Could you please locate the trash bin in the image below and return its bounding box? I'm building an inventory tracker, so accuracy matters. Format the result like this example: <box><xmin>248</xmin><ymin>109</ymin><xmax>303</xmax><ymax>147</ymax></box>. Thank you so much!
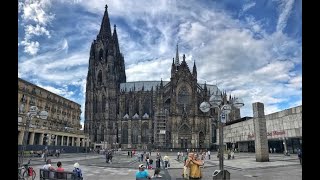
<box><xmin>212</xmin><ymin>170</ymin><xmax>230</xmax><ymax>180</ymax></box>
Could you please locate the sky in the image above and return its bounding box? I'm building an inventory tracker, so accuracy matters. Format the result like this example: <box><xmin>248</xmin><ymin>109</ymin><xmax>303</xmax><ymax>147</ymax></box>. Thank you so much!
<box><xmin>18</xmin><ymin>0</ymin><xmax>302</xmax><ymax>129</ymax></box>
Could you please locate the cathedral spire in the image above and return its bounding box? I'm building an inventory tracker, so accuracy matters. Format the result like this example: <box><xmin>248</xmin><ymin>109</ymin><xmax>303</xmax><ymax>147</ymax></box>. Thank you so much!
<box><xmin>175</xmin><ymin>44</ymin><xmax>180</xmax><ymax>66</ymax></box>
<box><xmin>193</xmin><ymin>59</ymin><xmax>197</xmax><ymax>76</ymax></box>
<box><xmin>98</xmin><ymin>4</ymin><xmax>112</xmax><ymax>40</ymax></box>
<box><xmin>113</xmin><ymin>24</ymin><xmax>120</xmax><ymax>53</ymax></box>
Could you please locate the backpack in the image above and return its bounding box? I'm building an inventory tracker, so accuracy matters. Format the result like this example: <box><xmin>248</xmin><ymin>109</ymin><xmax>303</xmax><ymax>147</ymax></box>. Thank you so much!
<box><xmin>73</xmin><ymin>168</ymin><xmax>83</xmax><ymax>179</ymax></box>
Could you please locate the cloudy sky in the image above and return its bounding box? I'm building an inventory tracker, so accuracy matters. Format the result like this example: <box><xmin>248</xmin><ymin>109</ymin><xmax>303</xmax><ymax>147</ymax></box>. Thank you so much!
<box><xmin>18</xmin><ymin>0</ymin><xmax>302</xmax><ymax>128</ymax></box>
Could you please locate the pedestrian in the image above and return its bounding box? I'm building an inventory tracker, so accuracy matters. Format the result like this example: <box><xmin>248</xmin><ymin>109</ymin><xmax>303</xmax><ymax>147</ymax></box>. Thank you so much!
<box><xmin>185</xmin><ymin>153</ymin><xmax>203</xmax><ymax>179</ymax></box>
<box><xmin>153</xmin><ymin>168</ymin><xmax>162</xmax><ymax>178</ymax></box>
<box><xmin>43</xmin><ymin>159</ymin><xmax>55</xmax><ymax>179</ymax></box>
<box><xmin>106</xmin><ymin>151</ymin><xmax>110</xmax><ymax>163</ymax></box>
<box><xmin>177</xmin><ymin>151</ymin><xmax>180</xmax><ymax>161</ymax></box>
<box><xmin>207</xmin><ymin>150</ymin><xmax>211</xmax><ymax>160</ymax></box>
<box><xmin>135</xmin><ymin>164</ymin><xmax>151</xmax><ymax>180</ymax></box>
<box><xmin>270</xmin><ymin>148</ymin><xmax>272</xmax><ymax>153</ymax></box>
<box><xmin>72</xmin><ymin>162</ymin><xmax>83</xmax><ymax>180</ymax></box>
<box><xmin>43</xmin><ymin>159</ymin><xmax>55</xmax><ymax>171</ymax></box>
<box><xmin>163</xmin><ymin>154</ymin><xmax>170</xmax><ymax>169</ymax></box>
<box><xmin>231</xmin><ymin>150</ymin><xmax>235</xmax><ymax>159</ymax></box>
<box><xmin>298</xmin><ymin>149</ymin><xmax>302</xmax><ymax>165</ymax></box>
<box><xmin>273</xmin><ymin>148</ymin><xmax>276</xmax><ymax>153</ymax></box>
<box><xmin>56</xmin><ymin>161</ymin><xmax>64</xmax><ymax>172</ymax></box>
<box><xmin>156</xmin><ymin>152</ymin><xmax>161</xmax><ymax>169</ymax></box>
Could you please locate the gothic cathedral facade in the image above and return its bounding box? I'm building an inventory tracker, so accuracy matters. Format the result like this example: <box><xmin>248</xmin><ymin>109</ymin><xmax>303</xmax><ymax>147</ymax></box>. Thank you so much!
<box><xmin>84</xmin><ymin>4</ymin><xmax>241</xmax><ymax>149</ymax></box>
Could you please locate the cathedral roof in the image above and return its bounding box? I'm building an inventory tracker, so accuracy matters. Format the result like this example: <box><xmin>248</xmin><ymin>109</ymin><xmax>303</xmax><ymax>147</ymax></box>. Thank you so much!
<box><xmin>198</xmin><ymin>84</ymin><xmax>221</xmax><ymax>95</ymax></box>
<box><xmin>120</xmin><ymin>81</ymin><xmax>170</xmax><ymax>92</ymax></box>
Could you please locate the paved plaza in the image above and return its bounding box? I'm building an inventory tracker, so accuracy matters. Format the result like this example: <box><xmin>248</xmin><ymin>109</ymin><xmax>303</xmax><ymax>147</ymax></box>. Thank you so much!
<box><xmin>25</xmin><ymin>151</ymin><xmax>302</xmax><ymax>180</ymax></box>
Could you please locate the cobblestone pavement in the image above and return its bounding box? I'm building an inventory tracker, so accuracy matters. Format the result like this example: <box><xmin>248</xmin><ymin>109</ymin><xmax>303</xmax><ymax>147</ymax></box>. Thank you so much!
<box><xmin>24</xmin><ymin>151</ymin><xmax>302</xmax><ymax>180</ymax></box>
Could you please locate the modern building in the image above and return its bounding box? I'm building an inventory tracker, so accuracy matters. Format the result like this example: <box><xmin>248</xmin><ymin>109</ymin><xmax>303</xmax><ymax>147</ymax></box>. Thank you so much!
<box><xmin>18</xmin><ymin>77</ymin><xmax>90</xmax><ymax>151</ymax></box>
<box><xmin>220</xmin><ymin>105</ymin><xmax>302</xmax><ymax>153</ymax></box>
<box><xmin>84</xmin><ymin>4</ymin><xmax>241</xmax><ymax>149</ymax></box>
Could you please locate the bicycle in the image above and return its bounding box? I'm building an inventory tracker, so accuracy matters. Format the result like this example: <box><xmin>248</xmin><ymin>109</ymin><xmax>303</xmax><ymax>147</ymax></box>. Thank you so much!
<box><xmin>18</xmin><ymin>159</ymin><xmax>36</xmax><ymax>180</ymax></box>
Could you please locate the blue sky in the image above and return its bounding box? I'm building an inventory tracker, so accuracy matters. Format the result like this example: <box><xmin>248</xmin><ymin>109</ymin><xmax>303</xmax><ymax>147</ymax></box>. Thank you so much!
<box><xmin>18</xmin><ymin>0</ymin><xmax>302</xmax><ymax>128</ymax></box>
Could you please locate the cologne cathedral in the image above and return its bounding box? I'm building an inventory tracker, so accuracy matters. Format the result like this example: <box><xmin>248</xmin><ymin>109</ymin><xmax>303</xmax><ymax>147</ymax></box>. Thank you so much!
<box><xmin>84</xmin><ymin>4</ymin><xmax>241</xmax><ymax>149</ymax></box>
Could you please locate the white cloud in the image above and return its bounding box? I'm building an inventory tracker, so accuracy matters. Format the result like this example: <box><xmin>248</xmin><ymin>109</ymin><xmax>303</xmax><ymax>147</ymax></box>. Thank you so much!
<box><xmin>37</xmin><ymin>84</ymin><xmax>75</xmax><ymax>100</ymax></box>
<box><xmin>242</xmin><ymin>2</ymin><xmax>256</xmax><ymax>12</ymax></box>
<box><xmin>19</xmin><ymin>0</ymin><xmax>55</xmax><ymax>55</ymax></box>
<box><xmin>24</xmin><ymin>24</ymin><xmax>51</xmax><ymax>39</ymax></box>
<box><xmin>276</xmin><ymin>0</ymin><xmax>294</xmax><ymax>32</ymax></box>
<box><xmin>20</xmin><ymin>39</ymin><xmax>40</xmax><ymax>55</ymax></box>
<box><xmin>20</xmin><ymin>0</ymin><xmax>54</xmax><ymax>25</ymax></box>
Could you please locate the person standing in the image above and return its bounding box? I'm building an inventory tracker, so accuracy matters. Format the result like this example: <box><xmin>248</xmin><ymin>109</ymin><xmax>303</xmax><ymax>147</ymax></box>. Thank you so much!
<box><xmin>298</xmin><ymin>149</ymin><xmax>302</xmax><ymax>165</ymax></box>
<box><xmin>135</xmin><ymin>164</ymin><xmax>151</xmax><ymax>180</ymax></box>
<box><xmin>273</xmin><ymin>148</ymin><xmax>276</xmax><ymax>153</ymax></box>
<box><xmin>207</xmin><ymin>150</ymin><xmax>211</xmax><ymax>160</ymax></box>
<box><xmin>270</xmin><ymin>147</ymin><xmax>272</xmax><ymax>153</ymax></box>
<box><xmin>185</xmin><ymin>153</ymin><xmax>203</xmax><ymax>179</ymax></box>
<box><xmin>163</xmin><ymin>154</ymin><xmax>170</xmax><ymax>169</ymax></box>
<box><xmin>156</xmin><ymin>152</ymin><xmax>161</xmax><ymax>169</ymax></box>
<box><xmin>177</xmin><ymin>151</ymin><xmax>180</xmax><ymax>161</ymax></box>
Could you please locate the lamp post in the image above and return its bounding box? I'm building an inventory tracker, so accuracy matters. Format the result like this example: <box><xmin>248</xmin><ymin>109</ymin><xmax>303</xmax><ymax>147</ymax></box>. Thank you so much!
<box><xmin>200</xmin><ymin>94</ymin><xmax>244</xmax><ymax>179</ymax></box>
<box><xmin>19</xmin><ymin>106</ymin><xmax>48</xmax><ymax>166</ymax></box>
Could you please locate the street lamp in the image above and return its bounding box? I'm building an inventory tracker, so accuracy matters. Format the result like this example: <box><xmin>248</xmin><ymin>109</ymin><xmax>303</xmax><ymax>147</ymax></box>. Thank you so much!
<box><xmin>19</xmin><ymin>106</ymin><xmax>48</xmax><ymax>166</ymax></box>
<box><xmin>200</xmin><ymin>93</ymin><xmax>244</xmax><ymax>179</ymax></box>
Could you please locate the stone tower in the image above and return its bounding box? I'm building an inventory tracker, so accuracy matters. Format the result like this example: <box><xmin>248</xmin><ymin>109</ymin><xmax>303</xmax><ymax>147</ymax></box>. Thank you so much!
<box><xmin>84</xmin><ymin>4</ymin><xmax>126</xmax><ymax>147</ymax></box>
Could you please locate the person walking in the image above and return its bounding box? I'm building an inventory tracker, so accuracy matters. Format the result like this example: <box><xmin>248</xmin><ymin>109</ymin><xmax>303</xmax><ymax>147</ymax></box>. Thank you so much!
<box><xmin>207</xmin><ymin>150</ymin><xmax>211</xmax><ymax>160</ymax></box>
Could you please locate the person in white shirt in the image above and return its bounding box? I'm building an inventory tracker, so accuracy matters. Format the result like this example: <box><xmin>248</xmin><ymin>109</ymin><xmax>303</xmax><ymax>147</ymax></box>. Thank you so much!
<box><xmin>43</xmin><ymin>159</ymin><xmax>55</xmax><ymax>179</ymax></box>
<box><xmin>43</xmin><ymin>159</ymin><xmax>55</xmax><ymax>170</ymax></box>
<box><xmin>207</xmin><ymin>150</ymin><xmax>211</xmax><ymax>159</ymax></box>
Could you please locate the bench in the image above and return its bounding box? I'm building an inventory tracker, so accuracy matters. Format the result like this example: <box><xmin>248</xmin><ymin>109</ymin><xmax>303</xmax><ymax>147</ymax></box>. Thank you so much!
<box><xmin>39</xmin><ymin>169</ymin><xmax>82</xmax><ymax>180</ymax></box>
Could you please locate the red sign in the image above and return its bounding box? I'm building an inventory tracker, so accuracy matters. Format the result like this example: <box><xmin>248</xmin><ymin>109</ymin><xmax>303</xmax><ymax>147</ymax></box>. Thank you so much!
<box><xmin>272</xmin><ymin>130</ymin><xmax>285</xmax><ymax>135</ymax></box>
<box><xmin>248</xmin><ymin>130</ymin><xmax>286</xmax><ymax>139</ymax></box>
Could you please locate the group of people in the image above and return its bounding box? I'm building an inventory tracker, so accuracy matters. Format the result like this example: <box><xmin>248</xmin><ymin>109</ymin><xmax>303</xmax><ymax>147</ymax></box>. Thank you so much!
<box><xmin>42</xmin><ymin>159</ymin><xmax>83</xmax><ymax>179</ymax></box>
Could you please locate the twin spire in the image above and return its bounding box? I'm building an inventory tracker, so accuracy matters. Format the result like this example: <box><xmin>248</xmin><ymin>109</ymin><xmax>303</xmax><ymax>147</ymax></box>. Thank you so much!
<box><xmin>98</xmin><ymin>4</ymin><xmax>112</xmax><ymax>39</ymax></box>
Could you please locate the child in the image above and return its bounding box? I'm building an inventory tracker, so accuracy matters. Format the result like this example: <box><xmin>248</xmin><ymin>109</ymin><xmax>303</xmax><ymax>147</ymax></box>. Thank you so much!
<box><xmin>72</xmin><ymin>162</ymin><xmax>83</xmax><ymax>180</ymax></box>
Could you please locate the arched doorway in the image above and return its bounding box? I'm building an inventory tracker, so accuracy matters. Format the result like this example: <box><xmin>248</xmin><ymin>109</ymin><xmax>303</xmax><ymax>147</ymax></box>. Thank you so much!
<box><xmin>179</xmin><ymin>124</ymin><xmax>192</xmax><ymax>149</ymax></box>
<box><xmin>199</xmin><ymin>131</ymin><xmax>205</xmax><ymax>148</ymax></box>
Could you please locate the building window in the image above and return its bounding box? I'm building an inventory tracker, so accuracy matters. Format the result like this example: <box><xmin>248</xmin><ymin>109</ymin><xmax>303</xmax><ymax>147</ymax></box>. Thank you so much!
<box><xmin>132</xmin><ymin>123</ymin><xmax>139</xmax><ymax>144</ymax></box>
<box><xmin>141</xmin><ymin>122</ymin><xmax>149</xmax><ymax>143</ymax></box>
<box><xmin>121</xmin><ymin>123</ymin><xmax>128</xmax><ymax>144</ymax></box>
<box><xmin>178</xmin><ymin>86</ymin><xmax>190</xmax><ymax>104</ymax></box>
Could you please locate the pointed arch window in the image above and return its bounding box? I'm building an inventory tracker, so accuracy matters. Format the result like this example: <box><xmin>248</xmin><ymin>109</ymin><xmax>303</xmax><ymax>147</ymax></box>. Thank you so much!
<box><xmin>102</xmin><ymin>95</ymin><xmax>106</xmax><ymax>112</ymax></box>
<box><xmin>178</xmin><ymin>86</ymin><xmax>190</xmax><ymax>104</ymax></box>
<box><xmin>132</xmin><ymin>123</ymin><xmax>139</xmax><ymax>144</ymax></box>
<box><xmin>97</xmin><ymin>70</ymin><xmax>102</xmax><ymax>86</ymax></box>
<box><xmin>141</xmin><ymin>122</ymin><xmax>149</xmax><ymax>143</ymax></box>
<box><xmin>121</xmin><ymin>123</ymin><xmax>128</xmax><ymax>144</ymax></box>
